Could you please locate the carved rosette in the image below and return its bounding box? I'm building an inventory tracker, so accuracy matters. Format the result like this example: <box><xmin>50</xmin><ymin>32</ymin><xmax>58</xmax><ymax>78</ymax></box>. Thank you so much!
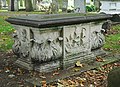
<box><xmin>12</xmin><ymin>26</ymin><xmax>30</xmax><ymax>58</ymax></box>
<box><xmin>30</xmin><ymin>28</ymin><xmax>62</xmax><ymax>63</ymax></box>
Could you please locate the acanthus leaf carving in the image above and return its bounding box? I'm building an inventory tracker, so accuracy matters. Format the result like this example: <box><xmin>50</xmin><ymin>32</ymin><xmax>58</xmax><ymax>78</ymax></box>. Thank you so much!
<box><xmin>13</xmin><ymin>27</ymin><xmax>30</xmax><ymax>59</ymax></box>
<box><xmin>91</xmin><ymin>30</ymin><xmax>105</xmax><ymax>50</ymax></box>
<box><xmin>30</xmin><ymin>29</ymin><xmax>62</xmax><ymax>63</ymax></box>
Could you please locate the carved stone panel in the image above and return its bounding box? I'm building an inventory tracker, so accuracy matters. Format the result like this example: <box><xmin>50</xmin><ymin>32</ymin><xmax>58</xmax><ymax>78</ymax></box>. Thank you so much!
<box><xmin>63</xmin><ymin>24</ymin><xmax>91</xmax><ymax>57</ymax></box>
<box><xmin>29</xmin><ymin>28</ymin><xmax>62</xmax><ymax>63</ymax></box>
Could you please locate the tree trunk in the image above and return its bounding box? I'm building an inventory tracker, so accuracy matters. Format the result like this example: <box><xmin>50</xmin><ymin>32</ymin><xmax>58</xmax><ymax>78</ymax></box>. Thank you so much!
<box><xmin>25</xmin><ymin>0</ymin><xmax>33</xmax><ymax>12</ymax></box>
<box><xmin>0</xmin><ymin>0</ymin><xmax>1</xmax><ymax>9</ymax></box>
<box><xmin>8</xmin><ymin>0</ymin><xmax>14</xmax><ymax>11</ymax></box>
<box><xmin>11</xmin><ymin>0</ymin><xmax>14</xmax><ymax>11</ymax></box>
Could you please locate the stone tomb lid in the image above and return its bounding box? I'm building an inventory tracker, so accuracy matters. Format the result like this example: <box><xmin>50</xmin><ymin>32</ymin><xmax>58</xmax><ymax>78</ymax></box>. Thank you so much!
<box><xmin>6</xmin><ymin>13</ymin><xmax>112</xmax><ymax>28</ymax></box>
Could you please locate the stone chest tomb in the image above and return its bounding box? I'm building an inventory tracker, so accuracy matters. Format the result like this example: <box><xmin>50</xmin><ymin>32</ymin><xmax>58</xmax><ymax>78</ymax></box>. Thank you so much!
<box><xmin>6</xmin><ymin>13</ymin><xmax>112</xmax><ymax>72</ymax></box>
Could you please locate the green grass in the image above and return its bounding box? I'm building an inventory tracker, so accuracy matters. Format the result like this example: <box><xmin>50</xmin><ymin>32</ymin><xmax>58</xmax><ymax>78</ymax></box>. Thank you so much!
<box><xmin>0</xmin><ymin>15</ymin><xmax>14</xmax><ymax>32</ymax></box>
<box><xmin>103</xmin><ymin>25</ymin><xmax>120</xmax><ymax>53</ymax></box>
<box><xmin>0</xmin><ymin>15</ymin><xmax>14</xmax><ymax>51</ymax></box>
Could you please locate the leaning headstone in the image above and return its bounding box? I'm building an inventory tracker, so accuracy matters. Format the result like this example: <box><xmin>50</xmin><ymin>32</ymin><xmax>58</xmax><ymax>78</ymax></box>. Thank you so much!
<box><xmin>107</xmin><ymin>67</ymin><xmax>120</xmax><ymax>87</ymax></box>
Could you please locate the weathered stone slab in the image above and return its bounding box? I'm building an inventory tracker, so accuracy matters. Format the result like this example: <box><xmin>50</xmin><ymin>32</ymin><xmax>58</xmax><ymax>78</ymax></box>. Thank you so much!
<box><xmin>6</xmin><ymin>13</ymin><xmax>112</xmax><ymax>28</ymax></box>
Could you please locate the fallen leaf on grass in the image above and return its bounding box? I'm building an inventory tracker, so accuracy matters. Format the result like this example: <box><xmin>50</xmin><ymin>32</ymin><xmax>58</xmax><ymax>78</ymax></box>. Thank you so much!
<box><xmin>17</xmin><ymin>81</ymin><xmax>23</xmax><ymax>84</ymax></box>
<box><xmin>89</xmin><ymin>84</ymin><xmax>94</xmax><ymax>87</ymax></box>
<box><xmin>19</xmin><ymin>85</ymin><xmax>24</xmax><ymax>87</ymax></box>
<box><xmin>0</xmin><ymin>70</ymin><xmax>2</xmax><ymax>73</ymax></box>
<box><xmin>49</xmin><ymin>85</ymin><xmax>56</xmax><ymax>87</ymax></box>
<box><xmin>76</xmin><ymin>77</ymin><xmax>86</xmax><ymax>86</ymax></box>
<box><xmin>5</xmin><ymin>69</ymin><xmax>10</xmax><ymax>73</ymax></box>
<box><xmin>53</xmin><ymin>72</ymin><xmax>59</xmax><ymax>76</ymax></box>
<box><xmin>34</xmin><ymin>85</ymin><xmax>36</xmax><ymax>87</ymax></box>
<box><xmin>114</xmin><ymin>63</ymin><xmax>120</xmax><ymax>66</ymax></box>
<box><xmin>86</xmin><ymin>71</ymin><xmax>94</xmax><ymax>77</ymax></box>
<box><xmin>67</xmin><ymin>80</ymin><xmax>75</xmax><ymax>85</ymax></box>
<box><xmin>41</xmin><ymin>80</ymin><xmax>47</xmax><ymax>87</ymax></box>
<box><xmin>8</xmin><ymin>74</ymin><xmax>15</xmax><ymax>78</ymax></box>
<box><xmin>75</xmin><ymin>61</ymin><xmax>83</xmax><ymax>67</ymax></box>
<box><xmin>40</xmin><ymin>75</ymin><xmax>46</xmax><ymax>79</ymax></box>
<box><xmin>57</xmin><ymin>83</ymin><xmax>64</xmax><ymax>87</ymax></box>
<box><xmin>96</xmin><ymin>56</ymin><xmax>105</xmax><ymax>62</ymax></box>
<box><xmin>17</xmin><ymin>68</ymin><xmax>23</xmax><ymax>75</ymax></box>
<box><xmin>58</xmin><ymin>79</ymin><xmax>69</xmax><ymax>86</ymax></box>
<box><xmin>75</xmin><ymin>80</ymin><xmax>79</xmax><ymax>86</ymax></box>
<box><xmin>103</xmin><ymin>48</ymin><xmax>112</xmax><ymax>51</ymax></box>
<box><xmin>73</xmin><ymin>67</ymin><xmax>81</xmax><ymax>72</ymax></box>
<box><xmin>80</xmin><ymin>83</ymin><xmax>84</xmax><ymax>87</ymax></box>
<box><xmin>14</xmin><ymin>30</ymin><xmax>16</xmax><ymax>33</ymax></box>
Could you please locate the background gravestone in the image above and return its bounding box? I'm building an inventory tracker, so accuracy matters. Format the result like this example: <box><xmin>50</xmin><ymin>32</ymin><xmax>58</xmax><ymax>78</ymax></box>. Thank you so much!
<box><xmin>107</xmin><ymin>67</ymin><xmax>120</xmax><ymax>87</ymax></box>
